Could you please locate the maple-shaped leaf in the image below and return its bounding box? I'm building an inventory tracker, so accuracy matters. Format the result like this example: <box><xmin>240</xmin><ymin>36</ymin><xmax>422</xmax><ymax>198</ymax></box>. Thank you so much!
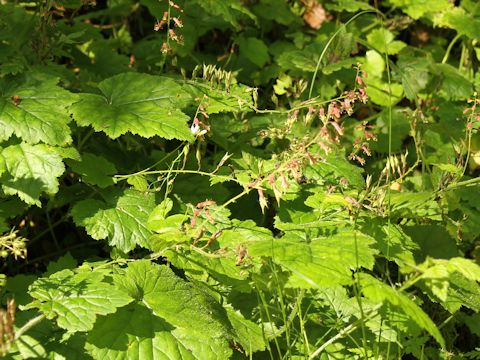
<box><xmin>85</xmin><ymin>260</ymin><xmax>234</xmax><ymax>359</ymax></box>
<box><xmin>70</xmin><ymin>72</ymin><xmax>194</xmax><ymax>141</ymax></box>
<box><xmin>0</xmin><ymin>143</ymin><xmax>65</xmax><ymax>206</ymax></box>
<box><xmin>0</xmin><ymin>74</ymin><xmax>77</xmax><ymax>145</ymax></box>
<box><xmin>25</xmin><ymin>269</ymin><xmax>133</xmax><ymax>332</ymax></box>
<box><xmin>71</xmin><ymin>189</ymin><xmax>155</xmax><ymax>252</ymax></box>
<box><xmin>246</xmin><ymin>229</ymin><xmax>377</xmax><ymax>287</ymax></box>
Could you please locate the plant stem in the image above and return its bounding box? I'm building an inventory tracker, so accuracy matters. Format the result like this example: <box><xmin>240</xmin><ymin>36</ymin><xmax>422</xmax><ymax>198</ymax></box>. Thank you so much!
<box><xmin>442</xmin><ymin>33</ymin><xmax>461</xmax><ymax>64</ymax></box>
<box><xmin>308</xmin><ymin>10</ymin><xmax>380</xmax><ymax>99</ymax></box>
<box><xmin>15</xmin><ymin>314</ymin><xmax>46</xmax><ymax>340</ymax></box>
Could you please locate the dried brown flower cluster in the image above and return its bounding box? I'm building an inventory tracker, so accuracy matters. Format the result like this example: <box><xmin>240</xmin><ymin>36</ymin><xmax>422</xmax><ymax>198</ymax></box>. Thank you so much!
<box><xmin>154</xmin><ymin>1</ymin><xmax>184</xmax><ymax>54</ymax></box>
<box><xmin>464</xmin><ymin>93</ymin><xmax>480</xmax><ymax>130</ymax></box>
<box><xmin>301</xmin><ymin>0</ymin><xmax>332</xmax><ymax>30</ymax></box>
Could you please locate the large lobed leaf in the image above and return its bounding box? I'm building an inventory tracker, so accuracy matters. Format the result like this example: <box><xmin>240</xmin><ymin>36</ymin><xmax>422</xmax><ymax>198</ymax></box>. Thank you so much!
<box><xmin>221</xmin><ymin>221</ymin><xmax>377</xmax><ymax>288</ymax></box>
<box><xmin>70</xmin><ymin>72</ymin><xmax>194</xmax><ymax>141</ymax></box>
<box><xmin>85</xmin><ymin>260</ymin><xmax>235</xmax><ymax>359</ymax></box>
<box><xmin>26</xmin><ymin>269</ymin><xmax>133</xmax><ymax>332</ymax></box>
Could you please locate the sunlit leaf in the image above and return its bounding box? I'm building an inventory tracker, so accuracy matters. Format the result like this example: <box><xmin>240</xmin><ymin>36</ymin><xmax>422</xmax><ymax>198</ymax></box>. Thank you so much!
<box><xmin>71</xmin><ymin>73</ymin><xmax>194</xmax><ymax>141</ymax></box>
<box><xmin>71</xmin><ymin>189</ymin><xmax>155</xmax><ymax>252</ymax></box>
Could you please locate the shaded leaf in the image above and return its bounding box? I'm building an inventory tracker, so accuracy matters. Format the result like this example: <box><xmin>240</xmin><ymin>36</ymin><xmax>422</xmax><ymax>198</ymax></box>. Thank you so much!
<box><xmin>67</xmin><ymin>153</ymin><xmax>117</xmax><ymax>188</ymax></box>
<box><xmin>360</xmin><ymin>273</ymin><xmax>445</xmax><ymax>347</ymax></box>
<box><xmin>237</xmin><ymin>37</ymin><xmax>270</xmax><ymax>68</ymax></box>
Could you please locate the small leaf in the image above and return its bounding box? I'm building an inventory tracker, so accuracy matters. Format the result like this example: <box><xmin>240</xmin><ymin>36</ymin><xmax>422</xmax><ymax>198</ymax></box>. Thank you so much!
<box><xmin>126</xmin><ymin>174</ymin><xmax>149</xmax><ymax>191</ymax></box>
<box><xmin>71</xmin><ymin>73</ymin><xmax>194</xmax><ymax>141</ymax></box>
<box><xmin>367</xmin><ymin>28</ymin><xmax>406</xmax><ymax>55</ymax></box>
<box><xmin>237</xmin><ymin>36</ymin><xmax>270</xmax><ymax>68</ymax></box>
<box><xmin>147</xmin><ymin>198</ymin><xmax>174</xmax><ymax>230</ymax></box>
<box><xmin>71</xmin><ymin>189</ymin><xmax>156</xmax><ymax>252</ymax></box>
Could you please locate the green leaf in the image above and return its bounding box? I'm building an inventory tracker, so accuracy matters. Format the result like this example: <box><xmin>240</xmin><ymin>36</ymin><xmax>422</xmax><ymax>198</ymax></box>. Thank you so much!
<box><xmin>420</xmin><ymin>257</ymin><xmax>480</xmax><ymax>283</ymax></box>
<box><xmin>226</xmin><ymin>307</ymin><xmax>266</xmax><ymax>354</ymax></box>
<box><xmin>367</xmin><ymin>28</ymin><xmax>406</xmax><ymax>55</ymax></box>
<box><xmin>26</xmin><ymin>269</ymin><xmax>132</xmax><ymax>332</ymax></box>
<box><xmin>45</xmin><ymin>252</ymin><xmax>78</xmax><ymax>276</ymax></box>
<box><xmin>71</xmin><ymin>73</ymin><xmax>194</xmax><ymax>141</ymax></box>
<box><xmin>165</xmin><ymin>248</ymin><xmax>250</xmax><ymax>290</ymax></box>
<box><xmin>0</xmin><ymin>75</ymin><xmax>77</xmax><ymax>145</ymax></box>
<box><xmin>237</xmin><ymin>36</ymin><xmax>270</xmax><ymax>68</ymax></box>
<box><xmin>85</xmin><ymin>260</ymin><xmax>235</xmax><ymax>359</ymax></box>
<box><xmin>389</xmin><ymin>0</ymin><xmax>452</xmax><ymax>19</ymax></box>
<box><xmin>396</xmin><ymin>53</ymin><xmax>431</xmax><ymax>100</ymax></box>
<box><xmin>327</xmin><ymin>0</ymin><xmax>374</xmax><ymax>12</ymax></box>
<box><xmin>361</xmin><ymin>220</ymin><xmax>419</xmax><ymax>265</ymax></box>
<box><xmin>305</xmin><ymin>192</ymin><xmax>349</xmax><ymax>210</ymax></box>
<box><xmin>403</xmin><ymin>225</ymin><xmax>458</xmax><ymax>261</ymax></box>
<box><xmin>372</xmin><ymin>108</ymin><xmax>410</xmax><ymax>153</ymax></box>
<box><xmin>146</xmin><ymin>198</ymin><xmax>174</xmax><ymax>230</ymax></box>
<box><xmin>246</xmin><ymin>230</ymin><xmax>377</xmax><ymax>288</ymax></box>
<box><xmin>147</xmin><ymin>212</ymin><xmax>190</xmax><ymax>252</ymax></box>
<box><xmin>306</xmin><ymin>154</ymin><xmax>365</xmax><ymax>188</ymax></box>
<box><xmin>13</xmin><ymin>335</ymin><xmax>48</xmax><ymax>359</ymax></box>
<box><xmin>253</xmin><ymin>0</ymin><xmax>297</xmax><ymax>25</ymax></box>
<box><xmin>434</xmin><ymin>7</ymin><xmax>480</xmax><ymax>39</ymax></box>
<box><xmin>364</xmin><ymin>50</ymin><xmax>385</xmax><ymax>78</ymax></box>
<box><xmin>434</xmin><ymin>64</ymin><xmax>473</xmax><ymax>100</ymax></box>
<box><xmin>71</xmin><ymin>189</ymin><xmax>156</xmax><ymax>252</ymax></box>
<box><xmin>192</xmin><ymin>0</ymin><xmax>256</xmax><ymax>29</ymax></box>
<box><xmin>67</xmin><ymin>153</ymin><xmax>117</xmax><ymax>188</ymax></box>
<box><xmin>184</xmin><ymin>82</ymin><xmax>253</xmax><ymax>114</ymax></box>
<box><xmin>0</xmin><ymin>143</ymin><xmax>65</xmax><ymax>206</ymax></box>
<box><xmin>360</xmin><ymin>273</ymin><xmax>445</xmax><ymax>347</ymax></box>
<box><xmin>390</xmin><ymin>192</ymin><xmax>441</xmax><ymax>221</ymax></box>
<box><xmin>86</xmin><ymin>303</ymin><xmax>207</xmax><ymax>359</ymax></box>
<box><xmin>365</xmin><ymin>77</ymin><xmax>403</xmax><ymax>107</ymax></box>
<box><xmin>276</xmin><ymin>44</ymin><xmax>320</xmax><ymax>72</ymax></box>
<box><xmin>126</xmin><ymin>174</ymin><xmax>149</xmax><ymax>191</ymax></box>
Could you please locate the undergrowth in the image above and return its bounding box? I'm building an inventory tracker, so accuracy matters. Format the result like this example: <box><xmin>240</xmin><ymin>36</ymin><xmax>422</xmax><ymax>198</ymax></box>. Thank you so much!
<box><xmin>1</xmin><ymin>0</ymin><xmax>480</xmax><ymax>359</ymax></box>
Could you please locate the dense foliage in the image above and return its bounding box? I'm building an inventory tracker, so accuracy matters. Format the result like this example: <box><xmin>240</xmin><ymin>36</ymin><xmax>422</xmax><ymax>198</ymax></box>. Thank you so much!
<box><xmin>1</xmin><ymin>0</ymin><xmax>480</xmax><ymax>358</ymax></box>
